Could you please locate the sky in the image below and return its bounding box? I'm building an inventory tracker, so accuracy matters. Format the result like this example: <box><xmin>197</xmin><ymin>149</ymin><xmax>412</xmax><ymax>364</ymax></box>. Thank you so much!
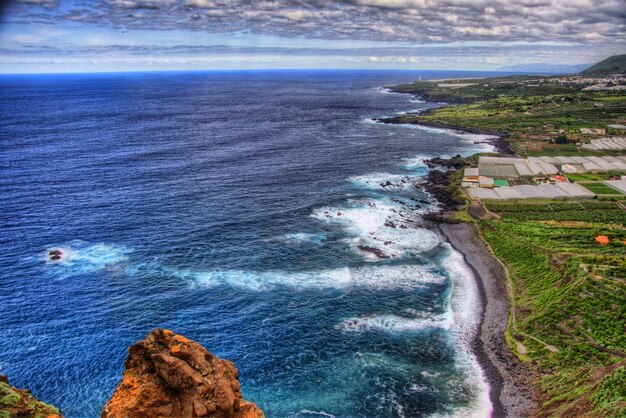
<box><xmin>0</xmin><ymin>0</ymin><xmax>624</xmax><ymax>73</ymax></box>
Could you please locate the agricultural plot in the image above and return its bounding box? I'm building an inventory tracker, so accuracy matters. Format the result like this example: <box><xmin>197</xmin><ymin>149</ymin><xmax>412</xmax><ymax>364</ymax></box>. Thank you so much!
<box><xmin>479</xmin><ymin>200</ymin><xmax>626</xmax><ymax>416</ymax></box>
<box><xmin>484</xmin><ymin>200</ymin><xmax>626</xmax><ymax>224</ymax></box>
<box><xmin>382</xmin><ymin>91</ymin><xmax>626</xmax><ymax>156</ymax></box>
<box><xmin>565</xmin><ymin>172</ymin><xmax>621</xmax><ymax>182</ymax></box>
<box><xmin>580</xmin><ymin>182</ymin><xmax>624</xmax><ymax>195</ymax></box>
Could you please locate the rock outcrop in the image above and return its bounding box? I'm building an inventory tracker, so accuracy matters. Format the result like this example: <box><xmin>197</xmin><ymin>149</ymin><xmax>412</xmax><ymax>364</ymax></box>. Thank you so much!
<box><xmin>0</xmin><ymin>374</ymin><xmax>62</xmax><ymax>418</ymax></box>
<box><xmin>102</xmin><ymin>329</ymin><xmax>264</xmax><ymax>418</ymax></box>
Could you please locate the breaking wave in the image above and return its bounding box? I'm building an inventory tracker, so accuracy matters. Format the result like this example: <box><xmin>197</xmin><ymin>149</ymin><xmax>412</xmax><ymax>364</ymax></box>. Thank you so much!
<box><xmin>336</xmin><ymin>313</ymin><xmax>450</xmax><ymax>334</ymax></box>
<box><xmin>42</xmin><ymin>241</ymin><xmax>130</xmax><ymax>273</ymax></box>
<box><xmin>187</xmin><ymin>264</ymin><xmax>446</xmax><ymax>292</ymax></box>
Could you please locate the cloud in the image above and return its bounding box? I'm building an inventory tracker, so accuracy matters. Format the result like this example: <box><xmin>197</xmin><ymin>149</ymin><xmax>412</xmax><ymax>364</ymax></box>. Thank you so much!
<box><xmin>1</xmin><ymin>0</ymin><xmax>624</xmax><ymax>72</ymax></box>
<box><xmin>4</xmin><ymin>0</ymin><xmax>625</xmax><ymax>45</ymax></box>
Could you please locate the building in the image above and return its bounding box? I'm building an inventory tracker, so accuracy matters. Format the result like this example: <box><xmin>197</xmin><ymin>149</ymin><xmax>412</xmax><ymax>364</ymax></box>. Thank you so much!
<box><xmin>461</xmin><ymin>167</ymin><xmax>480</xmax><ymax>188</ymax></box>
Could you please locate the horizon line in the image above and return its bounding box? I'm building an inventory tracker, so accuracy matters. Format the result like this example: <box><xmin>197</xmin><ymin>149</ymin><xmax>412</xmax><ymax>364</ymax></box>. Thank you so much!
<box><xmin>0</xmin><ymin>68</ymin><xmax>559</xmax><ymax>76</ymax></box>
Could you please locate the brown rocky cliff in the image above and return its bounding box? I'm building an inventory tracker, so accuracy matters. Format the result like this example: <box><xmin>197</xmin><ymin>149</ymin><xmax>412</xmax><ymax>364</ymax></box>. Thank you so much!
<box><xmin>101</xmin><ymin>329</ymin><xmax>264</xmax><ymax>418</ymax></box>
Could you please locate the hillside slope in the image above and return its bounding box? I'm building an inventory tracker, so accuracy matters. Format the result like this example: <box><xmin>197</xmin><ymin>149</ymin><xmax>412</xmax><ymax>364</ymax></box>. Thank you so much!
<box><xmin>581</xmin><ymin>54</ymin><xmax>626</xmax><ymax>76</ymax></box>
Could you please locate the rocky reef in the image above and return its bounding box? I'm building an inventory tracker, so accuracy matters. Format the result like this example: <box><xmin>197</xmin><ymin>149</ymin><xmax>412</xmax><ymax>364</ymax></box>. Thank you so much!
<box><xmin>0</xmin><ymin>374</ymin><xmax>62</xmax><ymax>418</ymax></box>
<box><xmin>102</xmin><ymin>328</ymin><xmax>264</xmax><ymax>418</ymax></box>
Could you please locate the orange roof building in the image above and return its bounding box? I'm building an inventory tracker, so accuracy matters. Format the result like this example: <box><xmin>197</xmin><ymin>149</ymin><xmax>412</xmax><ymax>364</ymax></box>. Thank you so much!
<box><xmin>595</xmin><ymin>235</ymin><xmax>610</xmax><ymax>245</ymax></box>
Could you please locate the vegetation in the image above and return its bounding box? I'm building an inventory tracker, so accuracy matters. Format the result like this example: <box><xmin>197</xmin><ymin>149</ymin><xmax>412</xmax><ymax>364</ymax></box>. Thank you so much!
<box><xmin>393</xmin><ymin>55</ymin><xmax>626</xmax><ymax>416</ymax></box>
<box><xmin>581</xmin><ymin>54</ymin><xmax>626</xmax><ymax>76</ymax></box>
<box><xmin>591</xmin><ymin>366</ymin><xmax>626</xmax><ymax>417</ymax></box>
<box><xmin>478</xmin><ymin>200</ymin><xmax>626</xmax><ymax>416</ymax></box>
<box><xmin>390</xmin><ymin>75</ymin><xmax>582</xmax><ymax>103</ymax></box>
<box><xmin>565</xmin><ymin>172</ymin><xmax>621</xmax><ymax>182</ymax></box>
<box><xmin>381</xmin><ymin>92</ymin><xmax>626</xmax><ymax>156</ymax></box>
<box><xmin>0</xmin><ymin>379</ymin><xmax>61</xmax><ymax>418</ymax></box>
<box><xmin>484</xmin><ymin>200</ymin><xmax>626</xmax><ymax>224</ymax></box>
<box><xmin>579</xmin><ymin>182</ymin><xmax>624</xmax><ymax>195</ymax></box>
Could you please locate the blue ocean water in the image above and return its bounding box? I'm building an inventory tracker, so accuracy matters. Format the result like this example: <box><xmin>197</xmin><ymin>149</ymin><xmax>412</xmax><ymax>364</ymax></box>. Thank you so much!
<box><xmin>1</xmin><ymin>70</ymin><xmax>497</xmax><ymax>417</ymax></box>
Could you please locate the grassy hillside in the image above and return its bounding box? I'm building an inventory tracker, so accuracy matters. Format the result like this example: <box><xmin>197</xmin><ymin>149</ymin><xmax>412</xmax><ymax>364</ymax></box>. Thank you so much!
<box><xmin>0</xmin><ymin>375</ymin><xmax>62</xmax><ymax>418</ymax></box>
<box><xmin>381</xmin><ymin>92</ymin><xmax>626</xmax><ymax>156</ymax></box>
<box><xmin>387</xmin><ymin>57</ymin><xmax>626</xmax><ymax>416</ymax></box>
<box><xmin>390</xmin><ymin>75</ymin><xmax>580</xmax><ymax>104</ymax></box>
<box><xmin>581</xmin><ymin>54</ymin><xmax>626</xmax><ymax>76</ymax></box>
<box><xmin>478</xmin><ymin>201</ymin><xmax>626</xmax><ymax>417</ymax></box>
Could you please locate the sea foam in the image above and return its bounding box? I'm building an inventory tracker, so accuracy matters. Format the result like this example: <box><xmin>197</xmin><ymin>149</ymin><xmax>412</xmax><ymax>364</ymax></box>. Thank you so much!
<box><xmin>275</xmin><ymin>233</ymin><xmax>327</xmax><ymax>245</ymax></box>
<box><xmin>336</xmin><ymin>313</ymin><xmax>449</xmax><ymax>334</ymax></box>
<box><xmin>188</xmin><ymin>264</ymin><xmax>445</xmax><ymax>292</ymax></box>
<box><xmin>311</xmin><ymin>198</ymin><xmax>438</xmax><ymax>261</ymax></box>
<box><xmin>435</xmin><ymin>244</ymin><xmax>493</xmax><ymax>418</ymax></box>
<box><xmin>43</xmin><ymin>241</ymin><xmax>130</xmax><ymax>273</ymax></box>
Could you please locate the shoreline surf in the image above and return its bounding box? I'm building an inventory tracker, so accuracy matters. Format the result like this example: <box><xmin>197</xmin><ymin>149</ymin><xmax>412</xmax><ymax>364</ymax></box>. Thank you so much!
<box><xmin>373</xmin><ymin>86</ymin><xmax>537</xmax><ymax>415</ymax></box>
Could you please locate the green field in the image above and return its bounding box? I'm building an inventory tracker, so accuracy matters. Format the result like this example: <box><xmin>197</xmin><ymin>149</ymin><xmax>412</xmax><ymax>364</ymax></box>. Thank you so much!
<box><xmin>381</xmin><ymin>91</ymin><xmax>626</xmax><ymax>156</ymax></box>
<box><xmin>391</xmin><ymin>75</ymin><xmax>582</xmax><ymax>103</ymax></box>
<box><xmin>566</xmin><ymin>173</ymin><xmax>620</xmax><ymax>182</ymax></box>
<box><xmin>392</xmin><ymin>66</ymin><xmax>626</xmax><ymax>416</ymax></box>
<box><xmin>479</xmin><ymin>200</ymin><xmax>626</xmax><ymax>416</ymax></box>
<box><xmin>580</xmin><ymin>182</ymin><xmax>624</xmax><ymax>195</ymax></box>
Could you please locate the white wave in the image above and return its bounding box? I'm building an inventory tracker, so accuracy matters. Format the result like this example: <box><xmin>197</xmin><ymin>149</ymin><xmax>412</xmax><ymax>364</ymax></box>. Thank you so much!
<box><xmin>401</xmin><ymin>155</ymin><xmax>429</xmax><ymax>170</ymax></box>
<box><xmin>420</xmin><ymin>371</ymin><xmax>441</xmax><ymax>378</ymax></box>
<box><xmin>296</xmin><ymin>410</ymin><xmax>336</xmax><ymax>418</ymax></box>
<box><xmin>361</xmin><ymin>117</ymin><xmax>379</xmax><ymax>125</ymax></box>
<box><xmin>396</xmin><ymin>108</ymin><xmax>424</xmax><ymax>115</ymax></box>
<box><xmin>440</xmin><ymin>244</ymin><xmax>481</xmax><ymax>339</ymax></box>
<box><xmin>435</xmin><ymin>244</ymin><xmax>493</xmax><ymax>418</ymax></box>
<box><xmin>44</xmin><ymin>241</ymin><xmax>130</xmax><ymax>272</ymax></box>
<box><xmin>348</xmin><ymin>173</ymin><xmax>412</xmax><ymax>190</ymax></box>
<box><xmin>275</xmin><ymin>232</ymin><xmax>326</xmax><ymax>245</ymax></box>
<box><xmin>188</xmin><ymin>264</ymin><xmax>445</xmax><ymax>292</ymax></box>
<box><xmin>336</xmin><ymin>313</ymin><xmax>449</xmax><ymax>334</ymax></box>
<box><xmin>374</xmin><ymin>87</ymin><xmax>396</xmax><ymax>94</ymax></box>
<box><xmin>311</xmin><ymin>199</ymin><xmax>438</xmax><ymax>260</ymax></box>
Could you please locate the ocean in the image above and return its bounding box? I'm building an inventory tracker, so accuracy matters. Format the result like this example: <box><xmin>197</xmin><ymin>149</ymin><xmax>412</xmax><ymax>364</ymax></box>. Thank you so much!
<box><xmin>0</xmin><ymin>70</ymin><xmax>498</xmax><ymax>417</ymax></box>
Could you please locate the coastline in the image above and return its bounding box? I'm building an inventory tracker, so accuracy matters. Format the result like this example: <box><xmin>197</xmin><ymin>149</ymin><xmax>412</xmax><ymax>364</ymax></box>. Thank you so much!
<box><xmin>377</xmin><ymin>107</ymin><xmax>513</xmax><ymax>154</ymax></box>
<box><xmin>438</xmin><ymin>223</ymin><xmax>537</xmax><ymax>417</ymax></box>
<box><xmin>384</xmin><ymin>91</ymin><xmax>539</xmax><ymax>415</ymax></box>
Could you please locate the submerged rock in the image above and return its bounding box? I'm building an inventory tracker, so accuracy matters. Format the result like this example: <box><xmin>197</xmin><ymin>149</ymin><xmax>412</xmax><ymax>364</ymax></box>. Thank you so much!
<box><xmin>357</xmin><ymin>245</ymin><xmax>391</xmax><ymax>259</ymax></box>
<box><xmin>48</xmin><ymin>248</ymin><xmax>63</xmax><ymax>261</ymax></box>
<box><xmin>102</xmin><ymin>329</ymin><xmax>264</xmax><ymax>418</ymax></box>
<box><xmin>0</xmin><ymin>374</ymin><xmax>62</xmax><ymax>418</ymax></box>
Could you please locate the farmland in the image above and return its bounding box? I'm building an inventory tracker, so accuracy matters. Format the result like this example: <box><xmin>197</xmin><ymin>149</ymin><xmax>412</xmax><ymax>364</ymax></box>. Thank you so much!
<box><xmin>381</xmin><ymin>91</ymin><xmax>626</xmax><ymax>156</ymax></box>
<box><xmin>389</xmin><ymin>66</ymin><xmax>626</xmax><ymax>416</ymax></box>
<box><xmin>479</xmin><ymin>200</ymin><xmax>626</xmax><ymax>416</ymax></box>
<box><xmin>579</xmin><ymin>182</ymin><xmax>624</xmax><ymax>195</ymax></box>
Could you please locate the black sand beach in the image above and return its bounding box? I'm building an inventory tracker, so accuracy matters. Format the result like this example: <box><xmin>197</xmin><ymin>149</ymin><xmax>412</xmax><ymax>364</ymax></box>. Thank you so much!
<box><xmin>440</xmin><ymin>223</ymin><xmax>537</xmax><ymax>417</ymax></box>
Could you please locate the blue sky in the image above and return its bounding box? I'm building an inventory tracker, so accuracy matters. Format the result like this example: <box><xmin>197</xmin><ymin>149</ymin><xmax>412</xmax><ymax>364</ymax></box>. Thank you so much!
<box><xmin>1</xmin><ymin>0</ymin><xmax>624</xmax><ymax>73</ymax></box>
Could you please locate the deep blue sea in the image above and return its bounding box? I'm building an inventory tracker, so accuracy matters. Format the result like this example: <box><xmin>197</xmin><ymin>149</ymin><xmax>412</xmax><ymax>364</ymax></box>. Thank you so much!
<box><xmin>1</xmin><ymin>70</ymin><xmax>499</xmax><ymax>417</ymax></box>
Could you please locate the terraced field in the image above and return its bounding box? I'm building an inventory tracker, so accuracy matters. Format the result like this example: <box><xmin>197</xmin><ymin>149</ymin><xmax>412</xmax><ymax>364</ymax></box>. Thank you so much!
<box><xmin>480</xmin><ymin>200</ymin><xmax>626</xmax><ymax>416</ymax></box>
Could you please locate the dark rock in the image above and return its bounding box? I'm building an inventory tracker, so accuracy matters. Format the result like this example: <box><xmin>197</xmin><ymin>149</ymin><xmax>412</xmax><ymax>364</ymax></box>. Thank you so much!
<box><xmin>357</xmin><ymin>245</ymin><xmax>390</xmax><ymax>259</ymax></box>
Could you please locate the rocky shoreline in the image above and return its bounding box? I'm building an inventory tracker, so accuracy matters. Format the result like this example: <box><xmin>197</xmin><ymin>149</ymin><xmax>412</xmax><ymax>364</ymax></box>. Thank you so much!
<box><xmin>1</xmin><ymin>330</ymin><xmax>264</xmax><ymax>418</ymax></box>
<box><xmin>382</xmin><ymin>83</ymin><xmax>538</xmax><ymax>415</ymax></box>
<box><xmin>377</xmin><ymin>112</ymin><xmax>513</xmax><ymax>154</ymax></box>
<box><xmin>405</xmin><ymin>120</ymin><xmax>538</xmax><ymax>415</ymax></box>
<box><xmin>439</xmin><ymin>223</ymin><xmax>538</xmax><ymax>417</ymax></box>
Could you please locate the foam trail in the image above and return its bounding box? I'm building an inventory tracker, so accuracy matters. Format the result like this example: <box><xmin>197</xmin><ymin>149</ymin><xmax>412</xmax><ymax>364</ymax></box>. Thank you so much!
<box><xmin>296</xmin><ymin>410</ymin><xmax>336</xmax><ymax>418</ymax></box>
<box><xmin>348</xmin><ymin>172</ymin><xmax>413</xmax><ymax>190</ymax></box>
<box><xmin>275</xmin><ymin>233</ymin><xmax>327</xmax><ymax>245</ymax></box>
<box><xmin>312</xmin><ymin>198</ymin><xmax>438</xmax><ymax>261</ymax></box>
<box><xmin>187</xmin><ymin>264</ymin><xmax>446</xmax><ymax>292</ymax></box>
<box><xmin>43</xmin><ymin>241</ymin><xmax>130</xmax><ymax>273</ymax></box>
<box><xmin>336</xmin><ymin>313</ymin><xmax>449</xmax><ymax>334</ymax></box>
<box><xmin>402</xmin><ymin>155</ymin><xmax>430</xmax><ymax>171</ymax></box>
<box><xmin>436</xmin><ymin>244</ymin><xmax>493</xmax><ymax>418</ymax></box>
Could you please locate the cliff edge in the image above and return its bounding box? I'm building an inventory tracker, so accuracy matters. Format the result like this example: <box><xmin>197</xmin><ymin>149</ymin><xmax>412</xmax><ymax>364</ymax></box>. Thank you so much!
<box><xmin>0</xmin><ymin>374</ymin><xmax>62</xmax><ymax>418</ymax></box>
<box><xmin>102</xmin><ymin>329</ymin><xmax>264</xmax><ymax>418</ymax></box>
